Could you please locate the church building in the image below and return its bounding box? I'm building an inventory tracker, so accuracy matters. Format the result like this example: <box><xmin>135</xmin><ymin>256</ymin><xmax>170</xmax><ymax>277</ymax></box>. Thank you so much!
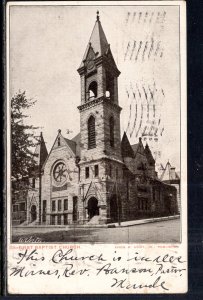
<box><xmin>12</xmin><ymin>13</ymin><xmax>178</xmax><ymax>226</ymax></box>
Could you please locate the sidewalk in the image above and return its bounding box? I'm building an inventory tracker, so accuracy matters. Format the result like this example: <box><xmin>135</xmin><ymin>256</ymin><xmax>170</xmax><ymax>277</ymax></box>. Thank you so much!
<box><xmin>13</xmin><ymin>215</ymin><xmax>180</xmax><ymax>229</ymax></box>
<box><xmin>107</xmin><ymin>215</ymin><xmax>180</xmax><ymax>228</ymax></box>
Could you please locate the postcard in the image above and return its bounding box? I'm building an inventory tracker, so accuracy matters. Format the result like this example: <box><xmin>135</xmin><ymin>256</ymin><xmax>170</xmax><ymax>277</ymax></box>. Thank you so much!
<box><xmin>6</xmin><ymin>0</ymin><xmax>187</xmax><ymax>294</ymax></box>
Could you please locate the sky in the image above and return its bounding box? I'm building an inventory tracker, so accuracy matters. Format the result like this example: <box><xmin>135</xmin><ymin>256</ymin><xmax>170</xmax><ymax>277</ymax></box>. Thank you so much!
<box><xmin>9</xmin><ymin>4</ymin><xmax>181</xmax><ymax>172</ymax></box>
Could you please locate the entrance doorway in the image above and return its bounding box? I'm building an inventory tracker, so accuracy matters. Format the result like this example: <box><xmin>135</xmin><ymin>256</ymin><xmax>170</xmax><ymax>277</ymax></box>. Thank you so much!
<box><xmin>30</xmin><ymin>205</ymin><xmax>37</xmax><ymax>222</ymax></box>
<box><xmin>87</xmin><ymin>197</ymin><xmax>99</xmax><ymax>220</ymax></box>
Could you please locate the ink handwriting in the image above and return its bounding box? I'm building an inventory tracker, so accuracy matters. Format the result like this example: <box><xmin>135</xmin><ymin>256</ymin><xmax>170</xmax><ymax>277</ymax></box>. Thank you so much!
<box><xmin>10</xmin><ymin>249</ymin><xmax>187</xmax><ymax>292</ymax></box>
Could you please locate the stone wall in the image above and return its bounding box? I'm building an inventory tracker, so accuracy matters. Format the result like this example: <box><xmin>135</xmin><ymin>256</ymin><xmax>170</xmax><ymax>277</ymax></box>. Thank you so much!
<box><xmin>42</xmin><ymin>144</ymin><xmax>79</xmax><ymax>225</ymax></box>
<box><xmin>80</xmin><ymin>102</ymin><xmax>105</xmax><ymax>162</ymax></box>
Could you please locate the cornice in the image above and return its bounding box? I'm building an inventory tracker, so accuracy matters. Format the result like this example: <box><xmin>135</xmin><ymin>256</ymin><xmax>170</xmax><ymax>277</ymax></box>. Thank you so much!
<box><xmin>77</xmin><ymin>96</ymin><xmax>122</xmax><ymax>113</ymax></box>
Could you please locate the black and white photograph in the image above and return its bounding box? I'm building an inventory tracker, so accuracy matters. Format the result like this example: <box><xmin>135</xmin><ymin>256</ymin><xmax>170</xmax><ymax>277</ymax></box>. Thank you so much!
<box><xmin>6</xmin><ymin>1</ymin><xmax>187</xmax><ymax>294</ymax></box>
<box><xmin>9</xmin><ymin>3</ymin><xmax>183</xmax><ymax>244</ymax></box>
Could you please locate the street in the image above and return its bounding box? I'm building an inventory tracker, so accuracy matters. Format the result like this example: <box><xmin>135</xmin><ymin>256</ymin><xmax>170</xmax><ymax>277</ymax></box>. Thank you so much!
<box><xmin>12</xmin><ymin>219</ymin><xmax>180</xmax><ymax>243</ymax></box>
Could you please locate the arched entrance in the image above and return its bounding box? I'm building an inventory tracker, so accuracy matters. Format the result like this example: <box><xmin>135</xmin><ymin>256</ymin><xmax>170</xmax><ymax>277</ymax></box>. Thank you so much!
<box><xmin>87</xmin><ymin>197</ymin><xmax>99</xmax><ymax>220</ymax></box>
<box><xmin>30</xmin><ymin>205</ymin><xmax>37</xmax><ymax>222</ymax></box>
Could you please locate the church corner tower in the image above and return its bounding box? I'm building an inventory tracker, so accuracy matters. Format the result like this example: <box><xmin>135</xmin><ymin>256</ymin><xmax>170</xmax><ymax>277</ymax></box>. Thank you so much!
<box><xmin>77</xmin><ymin>11</ymin><xmax>122</xmax><ymax>161</ymax></box>
<box><xmin>77</xmin><ymin>12</ymin><xmax>124</xmax><ymax>224</ymax></box>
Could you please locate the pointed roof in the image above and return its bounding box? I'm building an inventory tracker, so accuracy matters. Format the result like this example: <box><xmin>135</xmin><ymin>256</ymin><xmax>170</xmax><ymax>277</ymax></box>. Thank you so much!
<box><xmin>64</xmin><ymin>138</ymin><xmax>77</xmax><ymax>154</ymax></box>
<box><xmin>33</xmin><ymin>132</ymin><xmax>48</xmax><ymax>167</ymax></box>
<box><xmin>121</xmin><ymin>132</ymin><xmax>134</xmax><ymax>158</ymax></box>
<box><xmin>42</xmin><ymin>130</ymin><xmax>81</xmax><ymax>171</ymax></box>
<box><xmin>160</xmin><ymin>161</ymin><xmax>171</xmax><ymax>181</ymax></box>
<box><xmin>144</xmin><ymin>143</ymin><xmax>155</xmax><ymax>166</ymax></box>
<box><xmin>71</xmin><ymin>133</ymin><xmax>81</xmax><ymax>157</ymax></box>
<box><xmin>79</xmin><ymin>12</ymin><xmax>109</xmax><ymax>68</ymax></box>
<box><xmin>131</xmin><ymin>143</ymin><xmax>139</xmax><ymax>154</ymax></box>
<box><xmin>131</xmin><ymin>137</ymin><xmax>145</xmax><ymax>157</ymax></box>
<box><xmin>160</xmin><ymin>161</ymin><xmax>180</xmax><ymax>181</ymax></box>
<box><xmin>64</xmin><ymin>133</ymin><xmax>81</xmax><ymax>157</ymax></box>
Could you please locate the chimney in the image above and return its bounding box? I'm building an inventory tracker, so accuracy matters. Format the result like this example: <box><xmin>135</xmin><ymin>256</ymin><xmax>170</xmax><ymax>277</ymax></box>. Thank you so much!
<box><xmin>170</xmin><ymin>167</ymin><xmax>176</xmax><ymax>180</ymax></box>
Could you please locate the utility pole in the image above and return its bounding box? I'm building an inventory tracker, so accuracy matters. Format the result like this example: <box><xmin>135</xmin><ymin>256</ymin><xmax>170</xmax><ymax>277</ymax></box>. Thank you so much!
<box><xmin>82</xmin><ymin>184</ymin><xmax>85</xmax><ymax>224</ymax></box>
<box><xmin>38</xmin><ymin>132</ymin><xmax>42</xmax><ymax>225</ymax></box>
<box><xmin>39</xmin><ymin>166</ymin><xmax>42</xmax><ymax>224</ymax></box>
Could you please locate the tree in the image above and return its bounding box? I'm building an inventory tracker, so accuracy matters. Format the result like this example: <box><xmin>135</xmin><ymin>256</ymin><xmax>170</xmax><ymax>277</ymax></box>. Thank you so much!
<box><xmin>11</xmin><ymin>91</ymin><xmax>39</xmax><ymax>180</ymax></box>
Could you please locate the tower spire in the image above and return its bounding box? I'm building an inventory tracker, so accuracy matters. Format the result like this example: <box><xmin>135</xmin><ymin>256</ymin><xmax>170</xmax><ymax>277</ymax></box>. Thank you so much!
<box><xmin>96</xmin><ymin>10</ymin><xmax>100</xmax><ymax>21</ymax></box>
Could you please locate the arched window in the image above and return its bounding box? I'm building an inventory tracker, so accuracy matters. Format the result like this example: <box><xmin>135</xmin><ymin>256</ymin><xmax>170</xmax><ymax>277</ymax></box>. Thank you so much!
<box><xmin>88</xmin><ymin>81</ymin><xmax>97</xmax><ymax>100</ymax></box>
<box><xmin>106</xmin><ymin>90</ymin><xmax>110</xmax><ymax>98</ymax></box>
<box><xmin>109</xmin><ymin>116</ymin><xmax>114</xmax><ymax>147</ymax></box>
<box><xmin>88</xmin><ymin>116</ymin><xmax>96</xmax><ymax>149</ymax></box>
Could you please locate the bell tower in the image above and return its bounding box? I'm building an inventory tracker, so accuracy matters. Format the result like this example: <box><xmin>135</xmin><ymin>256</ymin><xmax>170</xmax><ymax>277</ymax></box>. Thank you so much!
<box><xmin>77</xmin><ymin>11</ymin><xmax>122</xmax><ymax>163</ymax></box>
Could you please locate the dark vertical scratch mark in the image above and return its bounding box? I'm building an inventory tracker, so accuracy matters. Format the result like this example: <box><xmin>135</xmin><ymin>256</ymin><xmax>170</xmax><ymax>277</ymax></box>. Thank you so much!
<box><xmin>130</xmin><ymin>98</ymin><xmax>138</xmax><ymax>138</ymax></box>
<box><xmin>160</xmin><ymin>127</ymin><xmax>164</xmax><ymax>136</ymax></box>
<box><xmin>152</xmin><ymin>100</ymin><xmax>156</xmax><ymax>126</ymax></box>
<box><xmin>138</xmin><ymin>12</ymin><xmax>142</xmax><ymax>23</ymax></box>
<box><xmin>127</xmin><ymin>84</ymin><xmax>134</xmax><ymax>133</ymax></box>
<box><xmin>143</xmin><ymin>85</ymin><xmax>149</xmax><ymax>120</ymax></box>
<box><xmin>126</xmin><ymin>88</ymin><xmax>129</xmax><ymax>98</ymax></box>
<box><xmin>147</xmin><ymin>103</ymin><xmax>150</xmax><ymax>120</ymax></box>
<box><xmin>135</xmin><ymin>103</ymin><xmax>138</xmax><ymax>131</ymax></box>
<box><xmin>129</xmin><ymin>84</ymin><xmax>137</xmax><ymax>137</ymax></box>
<box><xmin>162</xmin><ymin>11</ymin><xmax>166</xmax><ymax>23</ymax></box>
<box><xmin>126</xmin><ymin>85</ymin><xmax>134</xmax><ymax>134</ymax></box>
<box><xmin>133</xmin><ymin>90</ymin><xmax>136</xmax><ymax>99</ymax></box>
<box><xmin>148</xmin><ymin>37</ymin><xmax>154</xmax><ymax>59</ymax></box>
<box><xmin>156</xmin><ymin>12</ymin><xmax>160</xmax><ymax>23</ymax></box>
<box><xmin>135</xmin><ymin>41</ymin><xmax>142</xmax><ymax>61</ymax></box>
<box><xmin>142</xmin><ymin>125</ymin><xmax>147</xmax><ymax>136</ymax></box>
<box><xmin>130</xmin><ymin>82</ymin><xmax>136</xmax><ymax>100</ymax></box>
<box><xmin>124</xmin><ymin>41</ymin><xmax>130</xmax><ymax>61</ymax></box>
<box><xmin>154</xmin><ymin>127</ymin><xmax>158</xmax><ymax>137</ymax></box>
<box><xmin>142</xmin><ymin>85</ymin><xmax>148</xmax><ymax>101</ymax></box>
<box><xmin>144</xmin><ymin>12</ymin><xmax>148</xmax><ymax>23</ymax></box>
<box><xmin>149</xmin><ymin>125</ymin><xmax>153</xmax><ymax>136</ymax></box>
<box><xmin>130</xmin><ymin>41</ymin><xmax>136</xmax><ymax>60</ymax></box>
<box><xmin>136</xmin><ymin>104</ymin><xmax>143</xmax><ymax>138</ymax></box>
<box><xmin>126</xmin><ymin>12</ymin><xmax>130</xmax><ymax>24</ymax></box>
<box><xmin>148</xmin><ymin>85</ymin><xmax>154</xmax><ymax>103</ymax></box>
<box><xmin>136</xmin><ymin>83</ymin><xmax>142</xmax><ymax>99</ymax></box>
<box><xmin>152</xmin><ymin>80</ymin><xmax>157</xmax><ymax>104</ymax></box>
<box><xmin>132</xmin><ymin>12</ymin><xmax>136</xmax><ymax>23</ymax></box>
<box><xmin>158</xmin><ymin>116</ymin><xmax>161</xmax><ymax>126</ymax></box>
<box><xmin>149</xmin><ymin>12</ymin><xmax>154</xmax><ymax>24</ymax></box>
<box><xmin>126</xmin><ymin>102</ymin><xmax>132</xmax><ymax>134</ymax></box>
<box><xmin>142</xmin><ymin>41</ymin><xmax>148</xmax><ymax>61</ymax></box>
<box><xmin>155</xmin><ymin>41</ymin><xmax>161</xmax><ymax>57</ymax></box>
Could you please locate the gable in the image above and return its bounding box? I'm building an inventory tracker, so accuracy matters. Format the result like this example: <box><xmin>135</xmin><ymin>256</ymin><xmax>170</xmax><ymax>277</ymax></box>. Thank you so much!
<box><xmin>84</xmin><ymin>181</ymin><xmax>104</xmax><ymax>203</ymax></box>
<box><xmin>86</xmin><ymin>46</ymin><xmax>96</xmax><ymax>61</ymax></box>
<box><xmin>42</xmin><ymin>132</ymin><xmax>78</xmax><ymax>170</ymax></box>
<box><xmin>131</xmin><ymin>142</ymin><xmax>145</xmax><ymax>157</ymax></box>
<box><xmin>52</xmin><ymin>134</ymin><xmax>70</xmax><ymax>150</ymax></box>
